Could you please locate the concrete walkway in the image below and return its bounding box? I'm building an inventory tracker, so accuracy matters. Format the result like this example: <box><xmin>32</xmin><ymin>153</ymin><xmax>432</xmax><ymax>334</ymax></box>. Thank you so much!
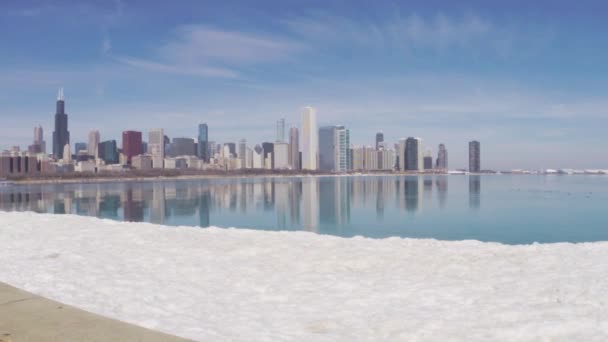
<box><xmin>0</xmin><ymin>282</ymin><xmax>193</xmax><ymax>342</ymax></box>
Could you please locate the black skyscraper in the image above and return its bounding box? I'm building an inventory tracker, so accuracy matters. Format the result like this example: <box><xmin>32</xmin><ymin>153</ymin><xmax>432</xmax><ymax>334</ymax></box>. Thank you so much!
<box><xmin>52</xmin><ymin>88</ymin><xmax>70</xmax><ymax>159</ymax></box>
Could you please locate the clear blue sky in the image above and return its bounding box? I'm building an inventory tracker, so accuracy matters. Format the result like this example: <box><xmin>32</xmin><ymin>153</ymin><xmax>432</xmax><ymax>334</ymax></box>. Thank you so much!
<box><xmin>1</xmin><ymin>0</ymin><xmax>607</xmax><ymax>169</ymax></box>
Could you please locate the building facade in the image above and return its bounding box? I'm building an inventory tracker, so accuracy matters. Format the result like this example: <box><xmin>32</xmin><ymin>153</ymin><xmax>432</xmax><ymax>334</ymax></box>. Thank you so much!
<box><xmin>122</xmin><ymin>131</ymin><xmax>143</xmax><ymax>165</ymax></box>
<box><xmin>469</xmin><ymin>140</ymin><xmax>481</xmax><ymax>172</ymax></box>
<box><xmin>197</xmin><ymin>123</ymin><xmax>209</xmax><ymax>162</ymax></box>
<box><xmin>88</xmin><ymin>130</ymin><xmax>100</xmax><ymax>158</ymax></box>
<box><xmin>149</xmin><ymin>129</ymin><xmax>165</xmax><ymax>169</ymax></box>
<box><xmin>375</xmin><ymin>132</ymin><xmax>384</xmax><ymax>150</ymax></box>
<box><xmin>288</xmin><ymin>127</ymin><xmax>300</xmax><ymax>170</ymax></box>
<box><xmin>436</xmin><ymin>143</ymin><xmax>448</xmax><ymax>170</ymax></box>
<box><xmin>301</xmin><ymin>106</ymin><xmax>318</xmax><ymax>170</ymax></box>
<box><xmin>52</xmin><ymin>88</ymin><xmax>70</xmax><ymax>160</ymax></box>
<box><xmin>98</xmin><ymin>140</ymin><xmax>118</xmax><ymax>164</ymax></box>
<box><xmin>170</xmin><ymin>138</ymin><xmax>196</xmax><ymax>157</ymax></box>
<box><xmin>405</xmin><ymin>137</ymin><xmax>423</xmax><ymax>171</ymax></box>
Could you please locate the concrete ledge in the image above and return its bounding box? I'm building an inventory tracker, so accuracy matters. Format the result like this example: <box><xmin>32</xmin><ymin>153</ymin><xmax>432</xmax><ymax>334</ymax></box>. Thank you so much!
<box><xmin>0</xmin><ymin>282</ymin><xmax>192</xmax><ymax>342</ymax></box>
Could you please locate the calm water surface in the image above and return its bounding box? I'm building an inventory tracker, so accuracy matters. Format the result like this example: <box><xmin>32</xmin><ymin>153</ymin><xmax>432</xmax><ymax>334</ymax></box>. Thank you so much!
<box><xmin>1</xmin><ymin>175</ymin><xmax>607</xmax><ymax>244</ymax></box>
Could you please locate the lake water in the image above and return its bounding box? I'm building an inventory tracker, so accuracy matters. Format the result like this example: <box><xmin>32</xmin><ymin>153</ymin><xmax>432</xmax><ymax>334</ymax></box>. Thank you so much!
<box><xmin>1</xmin><ymin>175</ymin><xmax>607</xmax><ymax>244</ymax></box>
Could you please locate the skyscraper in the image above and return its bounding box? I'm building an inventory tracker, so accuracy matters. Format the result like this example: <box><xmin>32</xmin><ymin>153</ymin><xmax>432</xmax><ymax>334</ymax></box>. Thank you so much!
<box><xmin>318</xmin><ymin>126</ymin><xmax>336</xmax><ymax>172</ymax></box>
<box><xmin>318</xmin><ymin>125</ymin><xmax>350</xmax><ymax>173</ymax></box>
<box><xmin>122</xmin><ymin>131</ymin><xmax>143</xmax><ymax>165</ymax></box>
<box><xmin>302</xmin><ymin>106</ymin><xmax>318</xmax><ymax>170</ymax></box>
<box><xmin>423</xmin><ymin>150</ymin><xmax>433</xmax><ymax>170</ymax></box>
<box><xmin>98</xmin><ymin>140</ymin><xmax>118</xmax><ymax>164</ymax></box>
<box><xmin>288</xmin><ymin>127</ymin><xmax>300</xmax><ymax>170</ymax></box>
<box><xmin>52</xmin><ymin>88</ymin><xmax>70</xmax><ymax>160</ymax></box>
<box><xmin>238</xmin><ymin>139</ymin><xmax>247</xmax><ymax>167</ymax></box>
<box><xmin>436</xmin><ymin>144</ymin><xmax>448</xmax><ymax>170</ymax></box>
<box><xmin>149</xmin><ymin>129</ymin><xmax>165</xmax><ymax>169</ymax></box>
<box><xmin>197</xmin><ymin>123</ymin><xmax>209</xmax><ymax>162</ymax></box>
<box><xmin>375</xmin><ymin>132</ymin><xmax>384</xmax><ymax>150</ymax></box>
<box><xmin>397</xmin><ymin>138</ymin><xmax>407</xmax><ymax>171</ymax></box>
<box><xmin>88</xmin><ymin>130</ymin><xmax>100</xmax><ymax>158</ymax></box>
<box><xmin>405</xmin><ymin>137</ymin><xmax>423</xmax><ymax>171</ymax></box>
<box><xmin>469</xmin><ymin>140</ymin><xmax>481</xmax><ymax>172</ymax></box>
<box><xmin>276</xmin><ymin>118</ymin><xmax>286</xmax><ymax>143</ymax></box>
<box><xmin>262</xmin><ymin>142</ymin><xmax>274</xmax><ymax>169</ymax></box>
<box><xmin>34</xmin><ymin>125</ymin><xmax>46</xmax><ymax>154</ymax></box>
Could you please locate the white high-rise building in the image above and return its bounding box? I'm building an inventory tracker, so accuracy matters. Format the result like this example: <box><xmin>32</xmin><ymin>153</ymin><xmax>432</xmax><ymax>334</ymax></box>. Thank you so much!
<box><xmin>238</xmin><ymin>139</ymin><xmax>247</xmax><ymax>168</ymax></box>
<box><xmin>276</xmin><ymin>118</ymin><xmax>286</xmax><ymax>143</ymax></box>
<box><xmin>88</xmin><ymin>130</ymin><xmax>100</xmax><ymax>158</ymax></box>
<box><xmin>149</xmin><ymin>129</ymin><xmax>165</xmax><ymax>169</ymax></box>
<box><xmin>288</xmin><ymin>127</ymin><xmax>299</xmax><ymax>170</ymax></box>
<box><xmin>274</xmin><ymin>142</ymin><xmax>289</xmax><ymax>169</ymax></box>
<box><xmin>63</xmin><ymin>143</ymin><xmax>72</xmax><ymax>163</ymax></box>
<box><xmin>301</xmin><ymin>106</ymin><xmax>318</xmax><ymax>170</ymax></box>
<box><xmin>398</xmin><ymin>138</ymin><xmax>407</xmax><ymax>171</ymax></box>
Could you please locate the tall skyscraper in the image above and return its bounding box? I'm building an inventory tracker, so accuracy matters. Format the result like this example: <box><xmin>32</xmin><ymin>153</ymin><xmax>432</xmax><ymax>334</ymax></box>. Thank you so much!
<box><xmin>274</xmin><ymin>142</ymin><xmax>289</xmax><ymax>169</ymax></box>
<box><xmin>149</xmin><ymin>129</ymin><xmax>165</xmax><ymax>168</ymax></box>
<box><xmin>288</xmin><ymin>127</ymin><xmax>300</xmax><ymax>170</ymax></box>
<box><xmin>238</xmin><ymin>139</ymin><xmax>247</xmax><ymax>167</ymax></box>
<box><xmin>405</xmin><ymin>137</ymin><xmax>423</xmax><ymax>171</ymax></box>
<box><xmin>336</xmin><ymin>126</ymin><xmax>350</xmax><ymax>172</ymax></box>
<box><xmin>302</xmin><ymin>106</ymin><xmax>318</xmax><ymax>170</ymax></box>
<box><xmin>423</xmin><ymin>150</ymin><xmax>433</xmax><ymax>170</ymax></box>
<box><xmin>88</xmin><ymin>130</ymin><xmax>100</xmax><ymax>158</ymax></box>
<box><xmin>375</xmin><ymin>132</ymin><xmax>384</xmax><ymax>150</ymax></box>
<box><xmin>397</xmin><ymin>138</ymin><xmax>407</xmax><ymax>171</ymax></box>
<box><xmin>318</xmin><ymin>126</ymin><xmax>336</xmax><ymax>172</ymax></box>
<box><xmin>34</xmin><ymin>125</ymin><xmax>46</xmax><ymax>153</ymax></box>
<box><xmin>52</xmin><ymin>88</ymin><xmax>70</xmax><ymax>160</ymax></box>
<box><xmin>276</xmin><ymin>118</ymin><xmax>286</xmax><ymax>143</ymax></box>
<box><xmin>262</xmin><ymin>142</ymin><xmax>274</xmax><ymax>169</ymax></box>
<box><xmin>197</xmin><ymin>123</ymin><xmax>209</xmax><ymax>162</ymax></box>
<box><xmin>436</xmin><ymin>144</ymin><xmax>448</xmax><ymax>170</ymax></box>
<box><xmin>469</xmin><ymin>140</ymin><xmax>481</xmax><ymax>172</ymax></box>
<box><xmin>122</xmin><ymin>131</ymin><xmax>143</xmax><ymax>165</ymax></box>
<box><xmin>63</xmin><ymin>143</ymin><xmax>72</xmax><ymax>163</ymax></box>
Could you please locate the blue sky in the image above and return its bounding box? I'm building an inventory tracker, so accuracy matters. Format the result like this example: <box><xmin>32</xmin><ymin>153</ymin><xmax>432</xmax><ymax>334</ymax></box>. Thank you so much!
<box><xmin>1</xmin><ymin>0</ymin><xmax>607</xmax><ymax>169</ymax></box>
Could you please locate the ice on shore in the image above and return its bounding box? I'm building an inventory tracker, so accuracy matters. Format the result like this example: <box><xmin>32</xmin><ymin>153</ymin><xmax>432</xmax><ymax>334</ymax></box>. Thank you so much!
<box><xmin>1</xmin><ymin>211</ymin><xmax>608</xmax><ymax>341</ymax></box>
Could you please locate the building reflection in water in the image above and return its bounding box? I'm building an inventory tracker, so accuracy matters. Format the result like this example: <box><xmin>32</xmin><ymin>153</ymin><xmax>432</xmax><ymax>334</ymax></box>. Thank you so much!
<box><xmin>0</xmin><ymin>175</ymin><xmax>463</xmax><ymax>232</ymax></box>
<box><xmin>469</xmin><ymin>175</ymin><xmax>481</xmax><ymax>209</ymax></box>
<box><xmin>436</xmin><ymin>176</ymin><xmax>448</xmax><ymax>209</ymax></box>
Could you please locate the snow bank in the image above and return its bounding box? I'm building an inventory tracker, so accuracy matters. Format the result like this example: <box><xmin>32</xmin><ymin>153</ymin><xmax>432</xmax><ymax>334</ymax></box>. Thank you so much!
<box><xmin>1</xmin><ymin>211</ymin><xmax>608</xmax><ymax>341</ymax></box>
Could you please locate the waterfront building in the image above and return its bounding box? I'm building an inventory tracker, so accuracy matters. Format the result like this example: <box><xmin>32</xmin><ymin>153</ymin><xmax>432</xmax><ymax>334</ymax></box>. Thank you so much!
<box><xmin>170</xmin><ymin>138</ymin><xmax>196</xmax><ymax>157</ymax></box>
<box><xmin>436</xmin><ymin>144</ymin><xmax>448</xmax><ymax>170</ymax></box>
<box><xmin>0</xmin><ymin>153</ymin><xmax>41</xmax><ymax>177</ymax></box>
<box><xmin>318</xmin><ymin>126</ymin><xmax>336</xmax><ymax>172</ymax></box>
<box><xmin>375</xmin><ymin>132</ymin><xmax>384</xmax><ymax>150</ymax></box>
<box><xmin>148</xmin><ymin>129</ymin><xmax>165</xmax><ymax>169</ymax></box>
<box><xmin>379</xmin><ymin>149</ymin><xmax>395</xmax><ymax>170</ymax></box>
<box><xmin>224</xmin><ymin>142</ymin><xmax>237</xmax><ymax>157</ymax></box>
<box><xmin>88</xmin><ymin>130</ymin><xmax>100</xmax><ymax>158</ymax></box>
<box><xmin>238</xmin><ymin>139</ymin><xmax>247</xmax><ymax>168</ymax></box>
<box><xmin>197</xmin><ymin>123</ymin><xmax>209</xmax><ymax>162</ymax></box>
<box><xmin>98</xmin><ymin>140</ymin><xmax>118</xmax><ymax>164</ymax></box>
<box><xmin>276</xmin><ymin>118</ymin><xmax>286</xmax><ymax>143</ymax></box>
<box><xmin>122</xmin><ymin>131</ymin><xmax>143</xmax><ymax>165</ymax></box>
<box><xmin>63</xmin><ymin>144</ymin><xmax>72</xmax><ymax>163</ymax></box>
<box><xmin>32</xmin><ymin>125</ymin><xmax>46</xmax><ymax>155</ymax></box>
<box><xmin>397</xmin><ymin>139</ymin><xmax>407</xmax><ymax>171</ymax></box>
<box><xmin>405</xmin><ymin>137</ymin><xmax>423</xmax><ymax>171</ymax></box>
<box><xmin>274</xmin><ymin>142</ymin><xmax>289</xmax><ymax>169</ymax></box>
<box><xmin>74</xmin><ymin>142</ymin><xmax>87</xmax><ymax>154</ymax></box>
<box><xmin>423</xmin><ymin>150</ymin><xmax>433</xmax><ymax>170</ymax></box>
<box><xmin>52</xmin><ymin>88</ymin><xmax>70</xmax><ymax>160</ymax></box>
<box><xmin>288</xmin><ymin>127</ymin><xmax>300</xmax><ymax>170</ymax></box>
<box><xmin>253</xmin><ymin>144</ymin><xmax>263</xmax><ymax>169</ymax></box>
<box><xmin>246</xmin><ymin>147</ymin><xmax>254</xmax><ymax>169</ymax></box>
<box><xmin>262</xmin><ymin>142</ymin><xmax>274</xmax><ymax>169</ymax></box>
<box><xmin>469</xmin><ymin>140</ymin><xmax>481</xmax><ymax>172</ymax></box>
<box><xmin>132</xmin><ymin>154</ymin><xmax>153</xmax><ymax>170</ymax></box>
<box><xmin>302</xmin><ymin>106</ymin><xmax>318</xmax><ymax>170</ymax></box>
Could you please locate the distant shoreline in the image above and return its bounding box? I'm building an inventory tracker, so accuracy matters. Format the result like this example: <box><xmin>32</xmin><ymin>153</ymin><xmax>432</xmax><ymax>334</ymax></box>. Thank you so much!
<box><xmin>5</xmin><ymin>170</ymin><xmax>447</xmax><ymax>185</ymax></box>
<box><xmin>3</xmin><ymin>170</ymin><xmax>604</xmax><ymax>186</ymax></box>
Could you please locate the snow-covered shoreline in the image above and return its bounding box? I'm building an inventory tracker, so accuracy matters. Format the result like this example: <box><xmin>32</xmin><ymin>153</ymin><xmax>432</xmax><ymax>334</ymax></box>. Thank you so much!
<box><xmin>1</xmin><ymin>211</ymin><xmax>607</xmax><ymax>341</ymax></box>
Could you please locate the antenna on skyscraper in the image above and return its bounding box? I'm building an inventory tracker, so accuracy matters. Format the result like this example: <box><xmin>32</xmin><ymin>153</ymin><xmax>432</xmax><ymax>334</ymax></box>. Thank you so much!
<box><xmin>57</xmin><ymin>87</ymin><xmax>64</xmax><ymax>101</ymax></box>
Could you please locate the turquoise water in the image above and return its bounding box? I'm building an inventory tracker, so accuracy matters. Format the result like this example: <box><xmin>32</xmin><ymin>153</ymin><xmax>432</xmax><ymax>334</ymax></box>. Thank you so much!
<box><xmin>1</xmin><ymin>175</ymin><xmax>607</xmax><ymax>244</ymax></box>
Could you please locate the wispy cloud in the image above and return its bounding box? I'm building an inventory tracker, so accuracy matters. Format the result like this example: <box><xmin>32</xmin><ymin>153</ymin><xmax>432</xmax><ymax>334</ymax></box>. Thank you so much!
<box><xmin>115</xmin><ymin>25</ymin><xmax>302</xmax><ymax>79</ymax></box>
<box><xmin>284</xmin><ymin>12</ymin><xmax>498</xmax><ymax>51</ymax></box>
<box><xmin>115</xmin><ymin>56</ymin><xmax>238</xmax><ymax>78</ymax></box>
<box><xmin>161</xmin><ymin>25</ymin><xmax>303</xmax><ymax>64</ymax></box>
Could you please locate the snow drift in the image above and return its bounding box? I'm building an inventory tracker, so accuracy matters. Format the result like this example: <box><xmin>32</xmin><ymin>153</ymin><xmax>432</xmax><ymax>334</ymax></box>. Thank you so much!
<box><xmin>1</xmin><ymin>211</ymin><xmax>608</xmax><ymax>341</ymax></box>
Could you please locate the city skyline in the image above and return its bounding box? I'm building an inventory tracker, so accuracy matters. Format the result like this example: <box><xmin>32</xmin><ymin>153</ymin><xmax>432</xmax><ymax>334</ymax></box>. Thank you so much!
<box><xmin>1</xmin><ymin>1</ymin><xmax>608</xmax><ymax>169</ymax></box>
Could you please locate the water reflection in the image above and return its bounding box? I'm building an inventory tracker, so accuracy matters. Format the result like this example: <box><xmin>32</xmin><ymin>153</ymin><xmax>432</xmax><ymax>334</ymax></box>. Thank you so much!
<box><xmin>469</xmin><ymin>175</ymin><xmax>481</xmax><ymax>209</ymax></box>
<box><xmin>0</xmin><ymin>176</ymin><xmax>453</xmax><ymax>232</ymax></box>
